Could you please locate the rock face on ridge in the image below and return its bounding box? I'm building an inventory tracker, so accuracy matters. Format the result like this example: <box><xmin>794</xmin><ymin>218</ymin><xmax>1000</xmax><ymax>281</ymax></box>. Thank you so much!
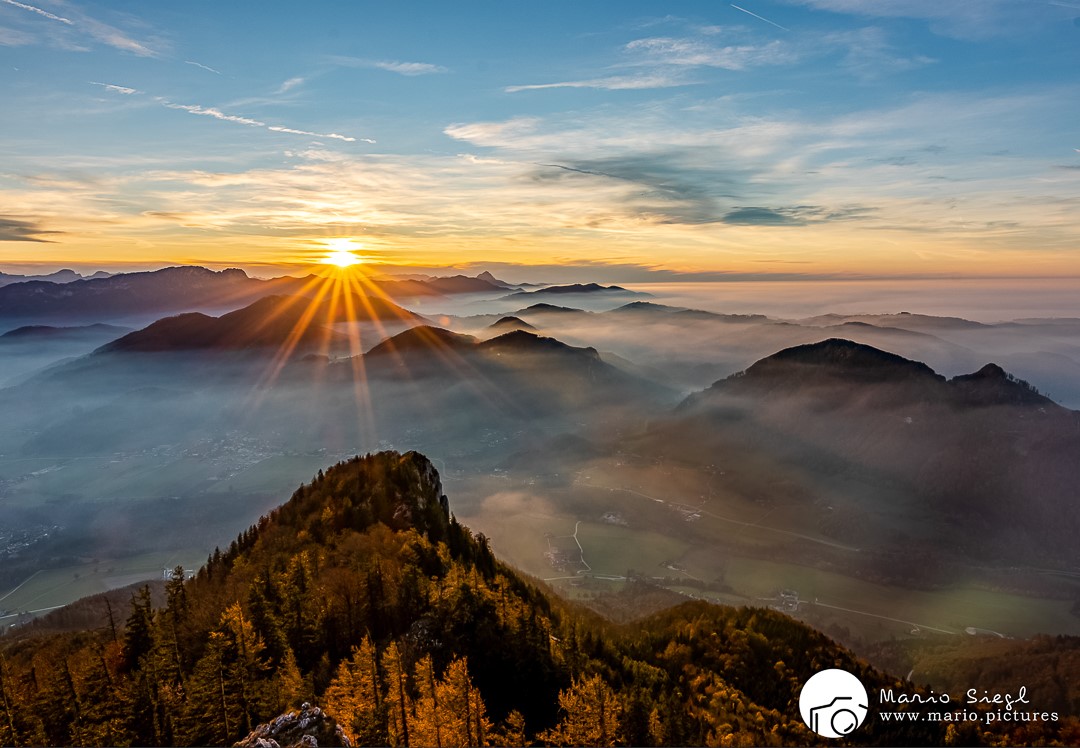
<box><xmin>234</xmin><ymin>703</ymin><xmax>349</xmax><ymax>748</ymax></box>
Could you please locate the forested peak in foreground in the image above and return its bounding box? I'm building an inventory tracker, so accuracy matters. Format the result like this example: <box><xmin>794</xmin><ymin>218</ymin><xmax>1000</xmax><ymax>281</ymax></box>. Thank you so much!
<box><xmin>3</xmin><ymin>451</ymin><xmax>950</xmax><ymax>746</ymax></box>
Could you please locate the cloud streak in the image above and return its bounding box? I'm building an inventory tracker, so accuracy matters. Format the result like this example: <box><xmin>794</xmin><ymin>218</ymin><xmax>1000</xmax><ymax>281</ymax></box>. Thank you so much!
<box><xmin>90</xmin><ymin>81</ymin><xmax>139</xmax><ymax>95</ymax></box>
<box><xmin>730</xmin><ymin>4</ymin><xmax>791</xmax><ymax>31</ymax></box>
<box><xmin>89</xmin><ymin>83</ymin><xmax>372</xmax><ymax>143</ymax></box>
<box><xmin>0</xmin><ymin>216</ymin><xmax>58</xmax><ymax>242</ymax></box>
<box><xmin>327</xmin><ymin>56</ymin><xmax>448</xmax><ymax>75</ymax></box>
<box><xmin>506</xmin><ymin>72</ymin><xmax>689</xmax><ymax>93</ymax></box>
<box><xmin>0</xmin><ymin>0</ymin><xmax>71</xmax><ymax>25</ymax></box>
<box><xmin>185</xmin><ymin>60</ymin><xmax>221</xmax><ymax>74</ymax></box>
<box><xmin>373</xmin><ymin>60</ymin><xmax>447</xmax><ymax>75</ymax></box>
<box><xmin>162</xmin><ymin>102</ymin><xmax>264</xmax><ymax>127</ymax></box>
<box><xmin>276</xmin><ymin>76</ymin><xmax>305</xmax><ymax>94</ymax></box>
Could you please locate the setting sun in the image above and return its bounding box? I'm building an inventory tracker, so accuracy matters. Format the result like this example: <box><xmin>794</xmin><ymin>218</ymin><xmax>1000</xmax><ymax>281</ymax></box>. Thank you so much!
<box><xmin>321</xmin><ymin>238</ymin><xmax>364</xmax><ymax>268</ymax></box>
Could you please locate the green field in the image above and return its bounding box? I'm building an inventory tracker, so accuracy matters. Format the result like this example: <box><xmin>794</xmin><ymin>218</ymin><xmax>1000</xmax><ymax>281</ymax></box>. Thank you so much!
<box><xmin>0</xmin><ymin>549</ymin><xmax>207</xmax><ymax>622</ymax></box>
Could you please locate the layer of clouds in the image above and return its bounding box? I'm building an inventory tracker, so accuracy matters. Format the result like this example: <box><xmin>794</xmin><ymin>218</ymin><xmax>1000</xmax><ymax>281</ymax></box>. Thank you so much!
<box><xmin>0</xmin><ymin>216</ymin><xmax>58</xmax><ymax>242</ymax></box>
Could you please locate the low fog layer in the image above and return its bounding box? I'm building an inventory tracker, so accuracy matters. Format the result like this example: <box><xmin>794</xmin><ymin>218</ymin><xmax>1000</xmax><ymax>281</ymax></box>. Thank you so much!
<box><xmin>2</xmin><ymin>276</ymin><xmax>1079</xmax><ymax>646</ymax></box>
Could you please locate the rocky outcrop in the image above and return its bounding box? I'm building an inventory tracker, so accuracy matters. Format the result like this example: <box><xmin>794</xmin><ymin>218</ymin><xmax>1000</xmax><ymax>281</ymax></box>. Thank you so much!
<box><xmin>234</xmin><ymin>703</ymin><xmax>350</xmax><ymax>748</ymax></box>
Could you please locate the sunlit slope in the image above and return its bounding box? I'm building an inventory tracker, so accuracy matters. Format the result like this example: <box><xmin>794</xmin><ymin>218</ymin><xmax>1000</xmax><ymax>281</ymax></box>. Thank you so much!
<box><xmin>0</xmin><ymin>450</ymin><xmax>946</xmax><ymax>747</ymax></box>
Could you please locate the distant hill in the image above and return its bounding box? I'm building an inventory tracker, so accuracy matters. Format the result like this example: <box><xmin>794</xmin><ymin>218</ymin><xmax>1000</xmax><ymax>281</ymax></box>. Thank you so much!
<box><xmin>0</xmin><ymin>269</ymin><xmax>111</xmax><ymax>287</ymax></box>
<box><xmin>486</xmin><ymin>315</ymin><xmax>537</xmax><ymax>333</ymax></box>
<box><xmin>665</xmin><ymin>338</ymin><xmax>1080</xmax><ymax>571</ymax></box>
<box><xmin>705</xmin><ymin>338</ymin><xmax>1053</xmax><ymax>408</ymax></box>
<box><xmin>365</xmin><ymin>326</ymin><xmax>597</xmax><ymax>364</ymax></box>
<box><xmin>0</xmin><ymin>322</ymin><xmax>131</xmax><ymax>342</ymax></box>
<box><xmin>513</xmin><ymin>303</ymin><xmax>591</xmax><ymax>317</ymax></box>
<box><xmin>364</xmin><ymin>325</ymin><xmax>478</xmax><ymax>356</ymax></box>
<box><xmin>798</xmin><ymin>311</ymin><xmax>989</xmax><ymax>331</ymax></box>
<box><xmin>373</xmin><ymin>272</ymin><xmax>512</xmax><ymax>298</ymax></box>
<box><xmin>475</xmin><ymin>270</ymin><xmax>520</xmax><ymax>289</ymax></box>
<box><xmin>0</xmin><ymin>451</ymin><xmax>948</xmax><ymax>747</ymax></box>
<box><xmin>502</xmin><ymin>283</ymin><xmax>650</xmax><ymax>302</ymax></box>
<box><xmin>98</xmin><ymin>294</ymin><xmax>420</xmax><ymax>354</ymax></box>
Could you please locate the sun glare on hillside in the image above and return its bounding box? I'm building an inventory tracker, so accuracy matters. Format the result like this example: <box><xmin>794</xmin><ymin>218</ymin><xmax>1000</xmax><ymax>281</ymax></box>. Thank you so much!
<box><xmin>321</xmin><ymin>238</ymin><xmax>365</xmax><ymax>268</ymax></box>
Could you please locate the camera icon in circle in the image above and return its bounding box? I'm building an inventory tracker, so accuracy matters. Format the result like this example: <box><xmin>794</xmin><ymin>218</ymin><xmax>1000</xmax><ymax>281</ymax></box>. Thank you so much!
<box><xmin>799</xmin><ymin>669</ymin><xmax>869</xmax><ymax>738</ymax></box>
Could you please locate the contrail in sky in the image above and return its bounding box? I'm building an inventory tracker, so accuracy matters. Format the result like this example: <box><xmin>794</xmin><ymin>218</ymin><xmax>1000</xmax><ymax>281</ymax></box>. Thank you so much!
<box><xmin>730</xmin><ymin>3</ymin><xmax>790</xmax><ymax>31</ymax></box>
<box><xmin>1</xmin><ymin>0</ymin><xmax>73</xmax><ymax>24</ymax></box>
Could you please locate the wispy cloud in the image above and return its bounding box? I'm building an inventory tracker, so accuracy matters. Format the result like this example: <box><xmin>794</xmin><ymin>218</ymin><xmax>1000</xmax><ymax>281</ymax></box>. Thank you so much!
<box><xmin>506</xmin><ymin>72</ymin><xmax>689</xmax><ymax>93</ymax></box>
<box><xmin>782</xmin><ymin>0</ymin><xmax>1057</xmax><ymax>39</ymax></box>
<box><xmin>185</xmin><ymin>60</ymin><xmax>221</xmax><ymax>75</ymax></box>
<box><xmin>722</xmin><ymin>205</ymin><xmax>873</xmax><ymax>225</ymax></box>
<box><xmin>0</xmin><ymin>25</ymin><xmax>34</xmax><ymax>45</ymax></box>
<box><xmin>507</xmin><ymin>29</ymin><xmax>797</xmax><ymax>93</ymax></box>
<box><xmin>372</xmin><ymin>60</ymin><xmax>447</xmax><ymax>75</ymax></box>
<box><xmin>1</xmin><ymin>0</ymin><xmax>159</xmax><ymax>55</ymax></box>
<box><xmin>0</xmin><ymin>0</ymin><xmax>71</xmax><ymax>26</ymax></box>
<box><xmin>625</xmin><ymin>36</ymin><xmax>796</xmax><ymax>70</ymax></box>
<box><xmin>327</xmin><ymin>56</ymin><xmax>448</xmax><ymax>75</ymax></box>
<box><xmin>276</xmin><ymin>76</ymin><xmax>305</xmax><ymax>94</ymax></box>
<box><xmin>90</xmin><ymin>80</ymin><xmax>139</xmax><ymax>95</ymax></box>
<box><xmin>0</xmin><ymin>215</ymin><xmax>58</xmax><ymax>242</ymax></box>
<box><xmin>825</xmin><ymin>26</ymin><xmax>936</xmax><ymax>78</ymax></box>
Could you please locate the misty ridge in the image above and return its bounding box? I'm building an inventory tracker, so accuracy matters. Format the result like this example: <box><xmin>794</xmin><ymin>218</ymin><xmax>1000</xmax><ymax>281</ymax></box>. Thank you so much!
<box><xmin>2</xmin><ymin>265</ymin><xmax>1080</xmax><ymax>659</ymax></box>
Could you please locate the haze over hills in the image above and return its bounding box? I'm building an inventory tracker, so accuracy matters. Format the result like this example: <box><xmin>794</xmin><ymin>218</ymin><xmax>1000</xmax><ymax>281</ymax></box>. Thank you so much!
<box><xmin>98</xmin><ymin>294</ymin><xmax>421</xmax><ymax>355</ymax></box>
<box><xmin>501</xmin><ymin>283</ymin><xmax>650</xmax><ymax>304</ymax></box>
<box><xmin>0</xmin><ymin>266</ymin><xmax>523</xmax><ymax>326</ymax></box>
<box><xmin>0</xmin><ymin>269</ymin><xmax>111</xmax><ymax>287</ymax></box>
<box><xmin>662</xmin><ymin>339</ymin><xmax>1080</xmax><ymax>571</ymax></box>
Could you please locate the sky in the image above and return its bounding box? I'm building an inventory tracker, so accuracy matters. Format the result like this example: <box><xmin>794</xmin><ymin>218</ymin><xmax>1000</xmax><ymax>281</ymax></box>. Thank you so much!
<box><xmin>1</xmin><ymin>0</ymin><xmax>1079</xmax><ymax>280</ymax></box>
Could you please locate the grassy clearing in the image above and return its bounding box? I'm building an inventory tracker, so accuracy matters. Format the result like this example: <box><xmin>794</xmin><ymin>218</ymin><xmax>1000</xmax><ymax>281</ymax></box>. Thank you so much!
<box><xmin>0</xmin><ymin>549</ymin><xmax>206</xmax><ymax>618</ymax></box>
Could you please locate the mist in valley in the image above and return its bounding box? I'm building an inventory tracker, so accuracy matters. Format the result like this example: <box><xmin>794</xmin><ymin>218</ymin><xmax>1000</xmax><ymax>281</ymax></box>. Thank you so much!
<box><xmin>2</xmin><ymin>276</ymin><xmax>1080</xmax><ymax>649</ymax></box>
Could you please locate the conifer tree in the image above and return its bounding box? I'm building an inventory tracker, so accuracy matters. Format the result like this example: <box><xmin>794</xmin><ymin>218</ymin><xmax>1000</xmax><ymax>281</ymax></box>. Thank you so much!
<box><xmin>324</xmin><ymin>636</ymin><xmax>387</xmax><ymax>746</ymax></box>
<box><xmin>409</xmin><ymin>655</ymin><xmax>445</xmax><ymax>748</ymax></box>
<box><xmin>382</xmin><ymin>641</ymin><xmax>412</xmax><ymax>747</ymax></box>
<box><xmin>540</xmin><ymin>673</ymin><xmax>621</xmax><ymax>747</ymax></box>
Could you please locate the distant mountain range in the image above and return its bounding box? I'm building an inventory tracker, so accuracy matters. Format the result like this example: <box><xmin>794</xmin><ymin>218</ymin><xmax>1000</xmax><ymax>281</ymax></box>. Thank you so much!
<box><xmin>0</xmin><ymin>266</ymin><xmax>521</xmax><ymax>323</ymax></box>
<box><xmin>501</xmin><ymin>282</ymin><xmax>650</xmax><ymax>302</ymax></box>
<box><xmin>0</xmin><ymin>269</ymin><xmax>111</xmax><ymax>287</ymax></box>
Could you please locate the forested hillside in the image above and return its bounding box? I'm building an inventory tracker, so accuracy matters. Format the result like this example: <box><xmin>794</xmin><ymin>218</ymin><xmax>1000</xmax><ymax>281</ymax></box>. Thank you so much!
<box><xmin>0</xmin><ymin>451</ymin><xmax>952</xmax><ymax>746</ymax></box>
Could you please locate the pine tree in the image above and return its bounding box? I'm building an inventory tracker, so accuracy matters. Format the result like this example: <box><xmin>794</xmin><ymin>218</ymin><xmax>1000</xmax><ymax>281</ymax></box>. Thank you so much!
<box><xmin>438</xmin><ymin>657</ymin><xmax>491</xmax><ymax>748</ymax></box>
<box><xmin>382</xmin><ymin>641</ymin><xmax>412</xmax><ymax>747</ymax></box>
<box><xmin>324</xmin><ymin>636</ymin><xmax>387</xmax><ymax>746</ymax></box>
<box><xmin>540</xmin><ymin>674</ymin><xmax>621</xmax><ymax>747</ymax></box>
<box><xmin>409</xmin><ymin>655</ymin><xmax>445</xmax><ymax>748</ymax></box>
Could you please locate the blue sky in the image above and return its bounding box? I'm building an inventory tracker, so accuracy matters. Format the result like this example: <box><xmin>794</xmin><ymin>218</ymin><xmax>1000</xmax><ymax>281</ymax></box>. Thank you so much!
<box><xmin>1</xmin><ymin>0</ymin><xmax>1078</xmax><ymax>277</ymax></box>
